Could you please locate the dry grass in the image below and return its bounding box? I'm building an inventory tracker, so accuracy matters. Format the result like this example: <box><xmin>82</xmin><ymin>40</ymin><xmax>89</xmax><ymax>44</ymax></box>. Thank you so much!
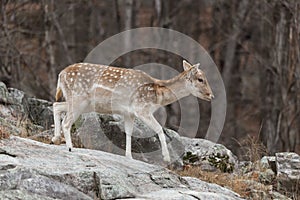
<box><xmin>176</xmin><ymin>164</ymin><xmax>299</xmax><ymax>199</ymax></box>
<box><xmin>239</xmin><ymin>135</ymin><xmax>267</xmax><ymax>162</ymax></box>
<box><xmin>176</xmin><ymin>166</ymin><xmax>255</xmax><ymax>198</ymax></box>
<box><xmin>0</xmin><ymin>126</ymin><xmax>10</xmax><ymax>140</ymax></box>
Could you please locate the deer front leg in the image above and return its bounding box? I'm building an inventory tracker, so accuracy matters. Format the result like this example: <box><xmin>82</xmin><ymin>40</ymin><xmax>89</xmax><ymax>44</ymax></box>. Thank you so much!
<box><xmin>124</xmin><ymin>114</ymin><xmax>134</xmax><ymax>159</ymax></box>
<box><xmin>52</xmin><ymin>102</ymin><xmax>68</xmax><ymax>144</ymax></box>
<box><xmin>135</xmin><ymin>113</ymin><xmax>171</xmax><ymax>162</ymax></box>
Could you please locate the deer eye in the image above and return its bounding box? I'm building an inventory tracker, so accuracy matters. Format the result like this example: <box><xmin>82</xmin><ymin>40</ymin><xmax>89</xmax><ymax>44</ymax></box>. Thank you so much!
<box><xmin>198</xmin><ymin>78</ymin><xmax>204</xmax><ymax>83</ymax></box>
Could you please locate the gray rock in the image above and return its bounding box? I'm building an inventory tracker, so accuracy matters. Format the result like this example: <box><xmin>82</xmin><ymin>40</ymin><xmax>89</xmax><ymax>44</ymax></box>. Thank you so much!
<box><xmin>72</xmin><ymin>113</ymin><xmax>238</xmax><ymax>170</ymax></box>
<box><xmin>0</xmin><ymin>82</ymin><xmax>28</xmax><ymax>121</ymax></box>
<box><xmin>134</xmin><ymin>189</ymin><xmax>243</xmax><ymax>200</ymax></box>
<box><xmin>270</xmin><ymin>191</ymin><xmax>292</xmax><ymax>200</ymax></box>
<box><xmin>27</xmin><ymin>98</ymin><xmax>53</xmax><ymax>129</ymax></box>
<box><xmin>0</xmin><ymin>190</ymin><xmax>56</xmax><ymax>200</ymax></box>
<box><xmin>182</xmin><ymin>176</ymin><xmax>242</xmax><ymax>199</ymax></box>
<box><xmin>74</xmin><ymin>113</ymin><xmax>185</xmax><ymax>166</ymax></box>
<box><xmin>0</xmin><ymin>136</ymin><xmax>244</xmax><ymax>200</ymax></box>
<box><xmin>7</xmin><ymin>87</ymin><xmax>29</xmax><ymax>113</ymax></box>
<box><xmin>0</xmin><ymin>82</ymin><xmax>14</xmax><ymax>105</ymax></box>
<box><xmin>260</xmin><ymin>156</ymin><xmax>276</xmax><ymax>172</ymax></box>
<box><xmin>276</xmin><ymin>152</ymin><xmax>300</xmax><ymax>193</ymax></box>
<box><xmin>181</xmin><ymin>137</ymin><xmax>238</xmax><ymax>172</ymax></box>
<box><xmin>0</xmin><ymin>82</ymin><xmax>52</xmax><ymax>137</ymax></box>
<box><xmin>259</xmin><ymin>168</ymin><xmax>275</xmax><ymax>184</ymax></box>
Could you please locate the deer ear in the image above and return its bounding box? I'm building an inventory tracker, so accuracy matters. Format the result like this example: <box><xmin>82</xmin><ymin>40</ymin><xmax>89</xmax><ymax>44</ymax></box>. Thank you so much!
<box><xmin>183</xmin><ymin>60</ymin><xmax>193</xmax><ymax>71</ymax></box>
<box><xmin>193</xmin><ymin>63</ymin><xmax>200</xmax><ymax>69</ymax></box>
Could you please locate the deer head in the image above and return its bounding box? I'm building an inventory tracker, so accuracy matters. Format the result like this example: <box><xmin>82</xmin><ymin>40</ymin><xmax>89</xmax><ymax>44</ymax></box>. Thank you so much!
<box><xmin>183</xmin><ymin>60</ymin><xmax>214</xmax><ymax>101</ymax></box>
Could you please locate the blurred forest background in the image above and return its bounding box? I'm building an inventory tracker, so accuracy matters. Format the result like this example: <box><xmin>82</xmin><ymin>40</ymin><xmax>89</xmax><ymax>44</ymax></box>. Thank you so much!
<box><xmin>0</xmin><ymin>0</ymin><xmax>299</xmax><ymax>159</ymax></box>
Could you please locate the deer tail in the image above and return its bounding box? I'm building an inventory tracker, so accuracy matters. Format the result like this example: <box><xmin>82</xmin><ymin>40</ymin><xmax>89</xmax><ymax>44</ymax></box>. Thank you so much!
<box><xmin>55</xmin><ymin>73</ymin><xmax>63</xmax><ymax>102</ymax></box>
<box><xmin>55</xmin><ymin>87</ymin><xmax>63</xmax><ymax>102</ymax></box>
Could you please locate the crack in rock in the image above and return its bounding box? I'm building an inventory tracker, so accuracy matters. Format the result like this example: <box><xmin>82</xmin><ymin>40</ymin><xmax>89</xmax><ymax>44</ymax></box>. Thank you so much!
<box><xmin>0</xmin><ymin>148</ymin><xmax>17</xmax><ymax>157</ymax></box>
<box><xmin>93</xmin><ymin>172</ymin><xmax>101</xmax><ymax>199</ymax></box>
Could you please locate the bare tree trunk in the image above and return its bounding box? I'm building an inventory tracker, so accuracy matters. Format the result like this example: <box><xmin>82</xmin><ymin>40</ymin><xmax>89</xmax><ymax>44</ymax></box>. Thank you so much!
<box><xmin>222</xmin><ymin>0</ymin><xmax>249</xmax><ymax>87</ymax></box>
<box><xmin>114</xmin><ymin>0</ymin><xmax>121</xmax><ymax>32</ymax></box>
<box><xmin>124</xmin><ymin>0</ymin><xmax>134</xmax><ymax>67</ymax></box>
<box><xmin>44</xmin><ymin>0</ymin><xmax>56</xmax><ymax>100</ymax></box>
<box><xmin>155</xmin><ymin>0</ymin><xmax>162</xmax><ymax>22</ymax></box>
<box><xmin>260</xmin><ymin>0</ymin><xmax>300</xmax><ymax>154</ymax></box>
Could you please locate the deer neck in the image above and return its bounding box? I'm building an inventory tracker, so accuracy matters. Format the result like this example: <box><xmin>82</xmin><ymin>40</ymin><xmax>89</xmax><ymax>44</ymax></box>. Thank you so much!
<box><xmin>155</xmin><ymin>72</ymin><xmax>190</xmax><ymax>106</ymax></box>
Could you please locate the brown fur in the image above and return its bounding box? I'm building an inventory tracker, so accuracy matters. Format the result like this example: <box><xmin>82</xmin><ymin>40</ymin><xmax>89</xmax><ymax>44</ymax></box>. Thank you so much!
<box><xmin>55</xmin><ymin>87</ymin><xmax>63</xmax><ymax>101</ymax></box>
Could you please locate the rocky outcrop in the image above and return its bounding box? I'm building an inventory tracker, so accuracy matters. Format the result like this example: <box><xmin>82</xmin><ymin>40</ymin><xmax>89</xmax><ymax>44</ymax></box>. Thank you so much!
<box><xmin>0</xmin><ymin>136</ymin><xmax>244</xmax><ymax>200</ymax></box>
<box><xmin>276</xmin><ymin>152</ymin><xmax>300</xmax><ymax>193</ymax></box>
<box><xmin>72</xmin><ymin>113</ymin><xmax>185</xmax><ymax>166</ymax></box>
<box><xmin>71</xmin><ymin>113</ymin><xmax>238</xmax><ymax>170</ymax></box>
<box><xmin>181</xmin><ymin>137</ymin><xmax>237</xmax><ymax>172</ymax></box>
<box><xmin>0</xmin><ymin>82</ymin><xmax>53</xmax><ymax>138</ymax></box>
<box><xmin>235</xmin><ymin>154</ymin><xmax>299</xmax><ymax>199</ymax></box>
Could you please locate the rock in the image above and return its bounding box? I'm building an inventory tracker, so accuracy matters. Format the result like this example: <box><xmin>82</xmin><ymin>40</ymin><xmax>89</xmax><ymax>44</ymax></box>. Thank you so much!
<box><xmin>241</xmin><ymin>179</ymin><xmax>273</xmax><ymax>199</ymax></box>
<box><xmin>260</xmin><ymin>156</ymin><xmax>276</xmax><ymax>172</ymax></box>
<box><xmin>0</xmin><ymin>190</ymin><xmax>55</xmax><ymax>200</ymax></box>
<box><xmin>182</xmin><ymin>176</ymin><xmax>242</xmax><ymax>199</ymax></box>
<box><xmin>236</xmin><ymin>161</ymin><xmax>253</xmax><ymax>174</ymax></box>
<box><xmin>137</xmin><ymin>188</ymin><xmax>243</xmax><ymax>200</ymax></box>
<box><xmin>0</xmin><ymin>136</ymin><xmax>244</xmax><ymax>200</ymax></box>
<box><xmin>180</xmin><ymin>137</ymin><xmax>238</xmax><ymax>172</ymax></box>
<box><xmin>243</xmin><ymin>179</ymin><xmax>293</xmax><ymax>200</ymax></box>
<box><xmin>73</xmin><ymin>113</ymin><xmax>185</xmax><ymax>166</ymax></box>
<box><xmin>29</xmin><ymin>129</ymin><xmax>54</xmax><ymax>144</ymax></box>
<box><xmin>259</xmin><ymin>169</ymin><xmax>275</xmax><ymax>184</ymax></box>
<box><xmin>269</xmin><ymin>191</ymin><xmax>292</xmax><ymax>200</ymax></box>
<box><xmin>8</xmin><ymin>87</ymin><xmax>29</xmax><ymax>112</ymax></box>
<box><xmin>275</xmin><ymin>152</ymin><xmax>300</xmax><ymax>193</ymax></box>
<box><xmin>27</xmin><ymin>98</ymin><xmax>53</xmax><ymax>130</ymax></box>
<box><xmin>0</xmin><ymin>82</ymin><xmax>28</xmax><ymax>121</ymax></box>
<box><xmin>72</xmin><ymin>113</ymin><xmax>238</xmax><ymax>170</ymax></box>
<box><xmin>0</xmin><ymin>82</ymin><xmax>52</xmax><ymax>137</ymax></box>
<box><xmin>0</xmin><ymin>82</ymin><xmax>14</xmax><ymax>105</ymax></box>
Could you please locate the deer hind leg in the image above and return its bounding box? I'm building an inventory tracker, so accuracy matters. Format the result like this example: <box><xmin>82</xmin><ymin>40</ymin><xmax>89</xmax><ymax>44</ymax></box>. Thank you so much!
<box><xmin>124</xmin><ymin>114</ymin><xmax>134</xmax><ymax>159</ymax></box>
<box><xmin>52</xmin><ymin>102</ymin><xmax>68</xmax><ymax>144</ymax></box>
<box><xmin>135</xmin><ymin>112</ymin><xmax>171</xmax><ymax>162</ymax></box>
<box><xmin>62</xmin><ymin>100</ymin><xmax>90</xmax><ymax>151</ymax></box>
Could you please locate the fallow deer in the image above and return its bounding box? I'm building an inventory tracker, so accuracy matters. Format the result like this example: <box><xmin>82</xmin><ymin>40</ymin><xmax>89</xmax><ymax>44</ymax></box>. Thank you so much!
<box><xmin>52</xmin><ymin>60</ymin><xmax>214</xmax><ymax>162</ymax></box>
